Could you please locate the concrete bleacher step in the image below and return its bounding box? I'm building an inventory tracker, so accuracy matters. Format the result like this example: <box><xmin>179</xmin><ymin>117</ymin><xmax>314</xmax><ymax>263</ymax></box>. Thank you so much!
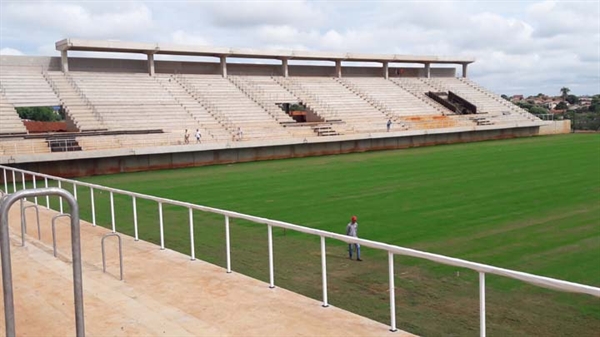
<box><xmin>0</xmin><ymin>232</ymin><xmax>214</xmax><ymax>336</ymax></box>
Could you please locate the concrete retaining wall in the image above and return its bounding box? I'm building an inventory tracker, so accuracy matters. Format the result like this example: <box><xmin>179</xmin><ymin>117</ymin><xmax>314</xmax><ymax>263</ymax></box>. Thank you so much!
<box><xmin>538</xmin><ymin>120</ymin><xmax>571</xmax><ymax>135</ymax></box>
<box><xmin>1</xmin><ymin>126</ymin><xmax>539</xmax><ymax>180</ymax></box>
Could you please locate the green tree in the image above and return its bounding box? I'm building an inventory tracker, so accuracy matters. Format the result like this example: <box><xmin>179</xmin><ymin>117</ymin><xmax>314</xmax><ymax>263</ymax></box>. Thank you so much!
<box><xmin>589</xmin><ymin>95</ymin><xmax>600</xmax><ymax>112</ymax></box>
<box><xmin>530</xmin><ymin>106</ymin><xmax>549</xmax><ymax>115</ymax></box>
<box><xmin>15</xmin><ymin>106</ymin><xmax>63</xmax><ymax>122</ymax></box>
<box><xmin>560</xmin><ymin>87</ymin><xmax>570</xmax><ymax>100</ymax></box>
<box><xmin>566</xmin><ymin>95</ymin><xmax>579</xmax><ymax>105</ymax></box>
<box><xmin>516</xmin><ymin>101</ymin><xmax>533</xmax><ymax>110</ymax></box>
<box><xmin>289</xmin><ymin>103</ymin><xmax>306</xmax><ymax>111</ymax></box>
<box><xmin>565</xmin><ymin>110</ymin><xmax>600</xmax><ymax>130</ymax></box>
<box><xmin>501</xmin><ymin>94</ymin><xmax>510</xmax><ymax>101</ymax></box>
<box><xmin>555</xmin><ymin>101</ymin><xmax>568</xmax><ymax>110</ymax></box>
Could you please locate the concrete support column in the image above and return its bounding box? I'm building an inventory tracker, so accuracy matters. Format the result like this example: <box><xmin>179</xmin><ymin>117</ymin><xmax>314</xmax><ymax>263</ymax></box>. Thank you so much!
<box><xmin>282</xmin><ymin>58</ymin><xmax>289</xmax><ymax>78</ymax></box>
<box><xmin>383</xmin><ymin>62</ymin><xmax>389</xmax><ymax>79</ymax></box>
<box><xmin>424</xmin><ymin>63</ymin><xmax>431</xmax><ymax>78</ymax></box>
<box><xmin>147</xmin><ymin>53</ymin><xmax>155</xmax><ymax>76</ymax></box>
<box><xmin>60</xmin><ymin>50</ymin><xmax>69</xmax><ymax>73</ymax></box>
<box><xmin>462</xmin><ymin>63</ymin><xmax>468</xmax><ymax>78</ymax></box>
<box><xmin>335</xmin><ymin>60</ymin><xmax>342</xmax><ymax>78</ymax></box>
<box><xmin>220</xmin><ymin>56</ymin><xmax>227</xmax><ymax>77</ymax></box>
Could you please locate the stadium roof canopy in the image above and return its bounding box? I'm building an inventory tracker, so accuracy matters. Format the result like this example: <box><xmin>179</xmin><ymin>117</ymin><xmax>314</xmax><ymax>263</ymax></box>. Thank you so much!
<box><xmin>55</xmin><ymin>38</ymin><xmax>475</xmax><ymax>65</ymax></box>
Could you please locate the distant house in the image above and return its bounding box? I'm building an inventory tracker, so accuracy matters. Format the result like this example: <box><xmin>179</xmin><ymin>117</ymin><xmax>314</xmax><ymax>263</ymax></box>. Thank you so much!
<box><xmin>579</xmin><ymin>96</ymin><xmax>592</xmax><ymax>106</ymax></box>
<box><xmin>511</xmin><ymin>95</ymin><xmax>524</xmax><ymax>102</ymax></box>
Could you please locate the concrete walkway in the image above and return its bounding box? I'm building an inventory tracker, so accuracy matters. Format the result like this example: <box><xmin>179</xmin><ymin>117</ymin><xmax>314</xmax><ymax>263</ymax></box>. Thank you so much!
<box><xmin>0</xmin><ymin>200</ymin><xmax>415</xmax><ymax>336</ymax></box>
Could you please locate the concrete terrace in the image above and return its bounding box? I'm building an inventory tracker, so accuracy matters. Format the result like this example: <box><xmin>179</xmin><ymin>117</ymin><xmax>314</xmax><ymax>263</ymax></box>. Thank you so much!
<box><xmin>0</xmin><ymin>199</ymin><xmax>414</xmax><ymax>336</ymax></box>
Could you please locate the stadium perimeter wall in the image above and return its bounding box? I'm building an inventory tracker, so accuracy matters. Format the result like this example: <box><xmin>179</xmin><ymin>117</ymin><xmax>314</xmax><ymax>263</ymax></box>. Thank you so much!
<box><xmin>1</xmin><ymin>126</ymin><xmax>538</xmax><ymax>179</ymax></box>
<box><xmin>538</xmin><ymin>120</ymin><xmax>571</xmax><ymax>135</ymax></box>
<box><xmin>0</xmin><ymin>55</ymin><xmax>455</xmax><ymax>77</ymax></box>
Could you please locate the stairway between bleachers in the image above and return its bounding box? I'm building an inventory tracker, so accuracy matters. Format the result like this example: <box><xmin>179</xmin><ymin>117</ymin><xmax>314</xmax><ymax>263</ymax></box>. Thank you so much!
<box><xmin>45</xmin><ymin>71</ymin><xmax>106</xmax><ymax>131</ymax></box>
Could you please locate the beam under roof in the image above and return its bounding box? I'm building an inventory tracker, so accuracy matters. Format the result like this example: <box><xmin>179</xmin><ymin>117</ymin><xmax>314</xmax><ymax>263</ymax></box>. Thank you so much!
<box><xmin>55</xmin><ymin>38</ymin><xmax>475</xmax><ymax>64</ymax></box>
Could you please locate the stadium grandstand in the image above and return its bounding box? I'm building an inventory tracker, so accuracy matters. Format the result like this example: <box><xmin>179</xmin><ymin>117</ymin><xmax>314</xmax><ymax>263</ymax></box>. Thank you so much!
<box><xmin>0</xmin><ymin>38</ymin><xmax>560</xmax><ymax>168</ymax></box>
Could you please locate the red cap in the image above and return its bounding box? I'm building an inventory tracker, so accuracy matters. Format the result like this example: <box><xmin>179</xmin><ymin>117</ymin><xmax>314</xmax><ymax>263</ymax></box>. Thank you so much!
<box><xmin>351</xmin><ymin>216</ymin><xmax>357</xmax><ymax>222</ymax></box>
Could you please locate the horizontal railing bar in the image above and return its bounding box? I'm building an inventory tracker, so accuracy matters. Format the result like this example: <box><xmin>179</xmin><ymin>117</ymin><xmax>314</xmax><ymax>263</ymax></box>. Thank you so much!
<box><xmin>1</xmin><ymin>164</ymin><xmax>598</xmax><ymax>297</ymax></box>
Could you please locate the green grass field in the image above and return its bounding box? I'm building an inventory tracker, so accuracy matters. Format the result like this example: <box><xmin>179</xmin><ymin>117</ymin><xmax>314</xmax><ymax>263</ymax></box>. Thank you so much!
<box><xmin>46</xmin><ymin>134</ymin><xmax>599</xmax><ymax>336</ymax></box>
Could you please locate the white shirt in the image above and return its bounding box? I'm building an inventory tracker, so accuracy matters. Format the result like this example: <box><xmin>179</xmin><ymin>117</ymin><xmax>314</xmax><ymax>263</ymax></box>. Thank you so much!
<box><xmin>346</xmin><ymin>222</ymin><xmax>358</xmax><ymax>237</ymax></box>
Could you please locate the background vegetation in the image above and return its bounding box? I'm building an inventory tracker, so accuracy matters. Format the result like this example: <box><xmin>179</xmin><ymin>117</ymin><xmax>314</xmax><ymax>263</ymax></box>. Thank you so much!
<box><xmin>16</xmin><ymin>106</ymin><xmax>64</xmax><ymax>122</ymax></box>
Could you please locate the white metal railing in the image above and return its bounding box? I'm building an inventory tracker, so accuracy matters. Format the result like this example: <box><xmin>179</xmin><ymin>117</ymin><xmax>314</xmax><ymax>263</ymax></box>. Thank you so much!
<box><xmin>1</xmin><ymin>164</ymin><xmax>598</xmax><ymax>336</ymax></box>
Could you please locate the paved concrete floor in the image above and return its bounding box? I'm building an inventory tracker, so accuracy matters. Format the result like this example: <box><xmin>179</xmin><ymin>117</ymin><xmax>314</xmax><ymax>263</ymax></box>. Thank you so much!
<box><xmin>0</xmin><ymin>199</ymin><xmax>415</xmax><ymax>336</ymax></box>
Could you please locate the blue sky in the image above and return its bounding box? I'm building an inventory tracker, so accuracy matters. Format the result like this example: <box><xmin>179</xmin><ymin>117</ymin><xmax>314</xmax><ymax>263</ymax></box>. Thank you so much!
<box><xmin>1</xmin><ymin>0</ymin><xmax>598</xmax><ymax>96</ymax></box>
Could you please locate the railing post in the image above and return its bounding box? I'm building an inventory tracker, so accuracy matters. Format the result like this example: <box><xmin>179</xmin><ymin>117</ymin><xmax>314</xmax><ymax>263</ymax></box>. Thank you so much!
<box><xmin>480</xmin><ymin>272</ymin><xmax>486</xmax><ymax>337</ymax></box>
<box><xmin>0</xmin><ymin>188</ymin><xmax>85</xmax><ymax>337</ymax></box>
<box><xmin>268</xmin><ymin>224</ymin><xmax>275</xmax><ymax>288</ymax></box>
<box><xmin>19</xmin><ymin>200</ymin><xmax>26</xmax><ymax>247</ymax></box>
<box><xmin>110</xmin><ymin>192</ymin><xmax>115</xmax><ymax>233</ymax></box>
<box><xmin>388</xmin><ymin>251</ymin><xmax>397</xmax><ymax>332</ymax></box>
<box><xmin>132</xmin><ymin>196</ymin><xmax>138</xmax><ymax>241</ymax></box>
<box><xmin>90</xmin><ymin>188</ymin><xmax>96</xmax><ymax>226</ymax></box>
<box><xmin>73</xmin><ymin>183</ymin><xmax>77</xmax><ymax>200</ymax></box>
<box><xmin>58</xmin><ymin>181</ymin><xmax>63</xmax><ymax>213</ymax></box>
<box><xmin>32</xmin><ymin>177</ymin><xmax>37</xmax><ymax>205</ymax></box>
<box><xmin>52</xmin><ymin>213</ymin><xmax>71</xmax><ymax>257</ymax></box>
<box><xmin>11</xmin><ymin>170</ymin><xmax>16</xmax><ymax>193</ymax></box>
<box><xmin>320</xmin><ymin>236</ymin><xmax>329</xmax><ymax>307</ymax></box>
<box><xmin>189</xmin><ymin>207</ymin><xmax>195</xmax><ymax>260</ymax></box>
<box><xmin>20</xmin><ymin>172</ymin><xmax>25</xmax><ymax>192</ymax></box>
<box><xmin>21</xmin><ymin>203</ymin><xmax>41</xmax><ymax>244</ymax></box>
<box><xmin>44</xmin><ymin>178</ymin><xmax>49</xmax><ymax>208</ymax></box>
<box><xmin>2</xmin><ymin>168</ymin><xmax>6</xmax><ymax>193</ymax></box>
<box><xmin>158</xmin><ymin>202</ymin><xmax>164</xmax><ymax>250</ymax></box>
<box><xmin>225</xmin><ymin>215</ymin><xmax>231</xmax><ymax>273</ymax></box>
<box><xmin>101</xmin><ymin>233</ymin><xmax>124</xmax><ymax>281</ymax></box>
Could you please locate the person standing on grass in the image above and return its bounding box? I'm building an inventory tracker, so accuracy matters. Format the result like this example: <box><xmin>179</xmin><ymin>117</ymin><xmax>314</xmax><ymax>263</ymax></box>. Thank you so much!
<box><xmin>346</xmin><ymin>215</ymin><xmax>362</xmax><ymax>261</ymax></box>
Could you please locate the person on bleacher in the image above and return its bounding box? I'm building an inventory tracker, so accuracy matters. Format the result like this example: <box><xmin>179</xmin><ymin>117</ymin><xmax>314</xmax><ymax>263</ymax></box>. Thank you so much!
<box><xmin>195</xmin><ymin>129</ymin><xmax>201</xmax><ymax>144</ymax></box>
<box><xmin>184</xmin><ymin>129</ymin><xmax>190</xmax><ymax>144</ymax></box>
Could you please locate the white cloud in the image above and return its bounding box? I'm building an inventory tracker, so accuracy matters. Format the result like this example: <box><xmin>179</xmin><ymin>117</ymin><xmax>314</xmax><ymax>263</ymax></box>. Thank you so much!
<box><xmin>0</xmin><ymin>48</ymin><xmax>23</xmax><ymax>56</ymax></box>
<box><xmin>527</xmin><ymin>1</ymin><xmax>599</xmax><ymax>38</ymax></box>
<box><xmin>2</xmin><ymin>2</ymin><xmax>153</xmax><ymax>39</ymax></box>
<box><xmin>0</xmin><ymin>1</ymin><xmax>597</xmax><ymax>95</ymax></box>
<box><xmin>200</xmin><ymin>1</ymin><xmax>325</xmax><ymax>28</ymax></box>
<box><xmin>171</xmin><ymin>30</ymin><xmax>210</xmax><ymax>46</ymax></box>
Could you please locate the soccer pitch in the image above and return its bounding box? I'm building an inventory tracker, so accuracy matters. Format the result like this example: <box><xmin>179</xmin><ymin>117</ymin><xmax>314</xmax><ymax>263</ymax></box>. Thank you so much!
<box><xmin>65</xmin><ymin>134</ymin><xmax>599</xmax><ymax>336</ymax></box>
